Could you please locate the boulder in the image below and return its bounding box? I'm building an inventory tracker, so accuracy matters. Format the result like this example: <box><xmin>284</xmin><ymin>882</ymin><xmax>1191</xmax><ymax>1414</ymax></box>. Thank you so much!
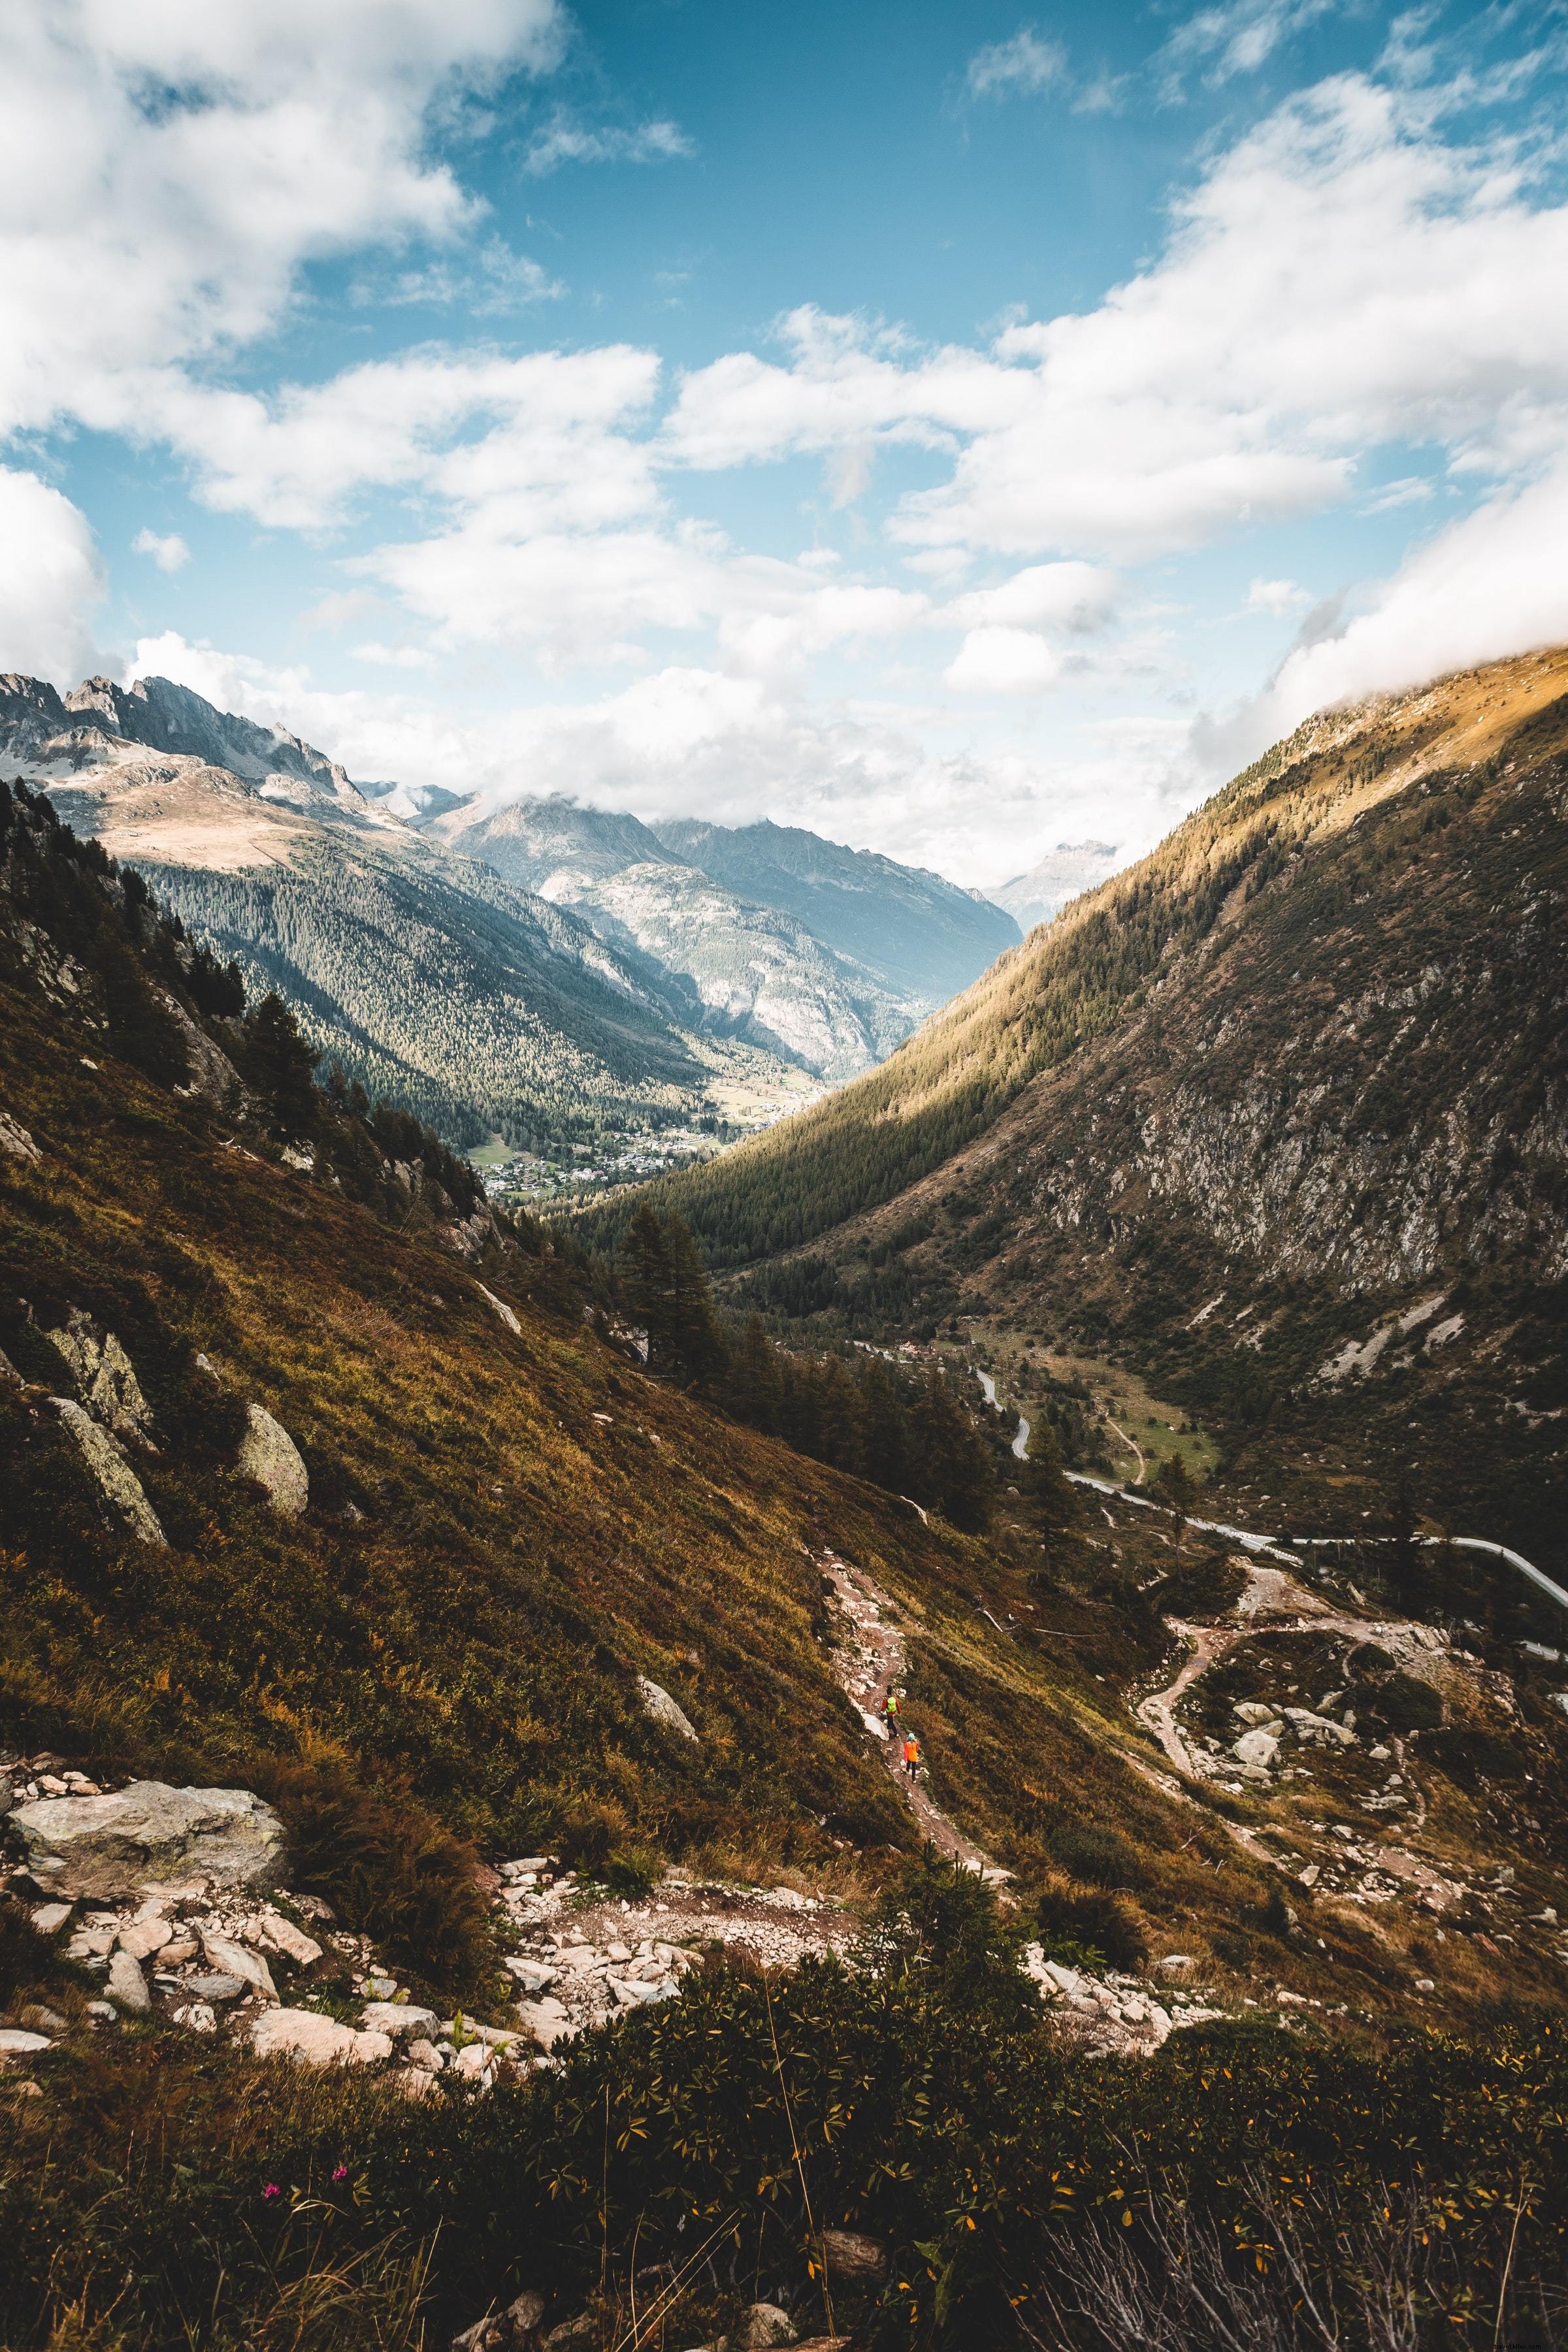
<box><xmin>1233</xmin><ymin>1702</ymin><xmax>1279</xmax><ymax>1726</ymax></box>
<box><xmin>116</xmin><ymin>1910</ymin><xmax>172</xmax><ymax>1961</ymax></box>
<box><xmin>0</xmin><ymin>1108</ymin><xmax>41</xmax><ymax>1162</ymax></box>
<box><xmin>818</xmin><ymin>2229</ymin><xmax>888</xmax><ymax>2287</ymax></box>
<box><xmin>45</xmin><ymin>1310</ymin><xmax>153</xmax><ymax>1443</ymax></box>
<box><xmin>251</xmin><ymin>2009</ymin><xmax>393</xmax><ymax>2066</ymax></box>
<box><xmin>172</xmin><ymin>2003</ymin><xmax>218</xmax><ymax>2033</ymax></box>
<box><xmin>504</xmin><ymin>1957</ymin><xmax>557</xmax><ymax>1994</ymax></box>
<box><xmin>29</xmin><ymin>1903</ymin><xmax>72</xmax><ymax>1935</ymax></box>
<box><xmin>237</xmin><ymin>1404</ymin><xmax>309</xmax><ymax>1516</ymax></box>
<box><xmin>361</xmin><ymin>2000</ymin><xmax>440</xmax><ymax>2040</ymax></box>
<box><xmin>51</xmin><ymin>1399</ymin><xmax>165</xmax><ymax>1546</ymax></box>
<box><xmin>10</xmin><ymin>1780</ymin><xmax>285</xmax><ymax>1897</ymax></box>
<box><xmin>247</xmin><ymin>1906</ymin><xmax>322</xmax><ymax>1967</ymax></box>
<box><xmin>730</xmin><ymin>2304</ymin><xmax>798</xmax><ymax>2349</ymax></box>
<box><xmin>636</xmin><ymin>1676</ymin><xmax>699</xmax><ymax>1742</ymax></box>
<box><xmin>0</xmin><ymin>2028</ymin><xmax>54</xmax><ymax>2057</ymax></box>
<box><xmin>450</xmin><ymin>2288</ymin><xmax>546</xmax><ymax>2351</ymax></box>
<box><xmin>186</xmin><ymin>1973</ymin><xmax>247</xmax><ymax>2003</ymax></box>
<box><xmin>1282</xmin><ymin>1707</ymin><xmax>1356</xmax><ymax>1747</ymax></box>
<box><xmin>201</xmin><ymin>1931</ymin><xmax>278</xmax><ymax>2001</ymax></box>
<box><xmin>515</xmin><ymin>1996</ymin><xmax>572</xmax><ymax>2048</ymax></box>
<box><xmin>1232</xmin><ymin>1729</ymin><xmax>1279</xmax><ymax>1769</ymax></box>
<box><xmin>105</xmin><ymin>1950</ymin><xmax>151</xmax><ymax>2013</ymax></box>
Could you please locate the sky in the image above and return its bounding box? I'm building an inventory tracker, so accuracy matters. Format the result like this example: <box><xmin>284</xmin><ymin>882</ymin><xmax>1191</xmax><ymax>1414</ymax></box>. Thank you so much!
<box><xmin>3</xmin><ymin>1</ymin><xmax>1568</xmax><ymax>890</ymax></box>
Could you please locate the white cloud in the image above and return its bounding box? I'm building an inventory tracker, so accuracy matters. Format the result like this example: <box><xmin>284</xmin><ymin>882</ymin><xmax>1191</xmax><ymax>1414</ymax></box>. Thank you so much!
<box><xmin>966</xmin><ymin>27</ymin><xmax>1068</xmax><ymax>100</ymax></box>
<box><xmin>131</xmin><ymin>528</ymin><xmax>190</xmax><ymax>573</ymax></box>
<box><xmin>0</xmin><ymin>1</ymin><xmax>564</xmax><ymax>440</ymax></box>
<box><xmin>154</xmin><ymin>346</ymin><xmax>663</xmax><ymax>532</ymax></box>
<box><xmin>1159</xmin><ymin>0</ymin><xmax>1341</xmax><ymax>90</ymax></box>
<box><xmin>949</xmin><ymin>562</ymin><xmax>1119</xmax><ymax>632</ymax></box>
<box><xmin>522</xmin><ymin>112</ymin><xmax>694</xmax><ymax>174</ymax></box>
<box><xmin>1245</xmin><ymin>575</ymin><xmax>1311</xmax><ymax>613</ymax></box>
<box><xmin>1256</xmin><ymin>459</ymin><xmax>1568</xmax><ymax>738</ymax></box>
<box><xmin>0</xmin><ymin>468</ymin><xmax>103</xmax><ymax>683</ymax></box>
<box><xmin>945</xmin><ymin>626</ymin><xmax>1065</xmax><ymax>695</ymax></box>
<box><xmin>350</xmin><ymin>237</ymin><xmax>563</xmax><ymax>312</ymax></box>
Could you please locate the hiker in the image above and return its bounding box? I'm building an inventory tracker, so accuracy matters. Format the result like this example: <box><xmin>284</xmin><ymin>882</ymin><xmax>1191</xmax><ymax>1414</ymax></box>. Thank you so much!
<box><xmin>902</xmin><ymin>1735</ymin><xmax>921</xmax><ymax>1780</ymax></box>
<box><xmin>884</xmin><ymin>1689</ymin><xmax>902</xmax><ymax>1726</ymax></box>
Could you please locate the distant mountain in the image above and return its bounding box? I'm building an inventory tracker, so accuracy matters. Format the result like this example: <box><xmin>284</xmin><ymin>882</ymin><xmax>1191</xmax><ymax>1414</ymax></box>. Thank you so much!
<box><xmin>650</xmin><ymin>817</ymin><xmax>1021</xmax><ymax>1007</ymax></box>
<box><xmin>0</xmin><ymin>674</ymin><xmax>716</xmax><ymax>1149</ymax></box>
<box><xmin>992</xmin><ymin>840</ymin><xmax>1122</xmax><ymax>933</ymax></box>
<box><xmin>424</xmin><ymin>798</ymin><xmax>1020</xmax><ymax>1083</ymax></box>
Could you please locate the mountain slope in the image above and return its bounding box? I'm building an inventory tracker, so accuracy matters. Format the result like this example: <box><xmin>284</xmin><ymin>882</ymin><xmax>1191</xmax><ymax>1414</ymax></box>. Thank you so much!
<box><xmin>428</xmin><ymin>796</ymin><xmax>906</xmax><ymax>1079</ymax></box>
<box><xmin>0</xmin><ymin>674</ymin><xmax>729</xmax><ymax>1149</ymax></box>
<box><xmin>632</xmin><ymin>647</ymin><xmax>1568</xmax><ymax>1569</ymax></box>
<box><xmin>992</xmin><ymin>839</ymin><xmax>1122</xmax><ymax>932</ymax></box>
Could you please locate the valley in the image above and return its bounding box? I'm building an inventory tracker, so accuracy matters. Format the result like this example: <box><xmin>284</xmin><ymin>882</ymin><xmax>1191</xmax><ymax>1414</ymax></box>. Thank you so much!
<box><xmin>4</xmin><ymin>644</ymin><xmax>1568</xmax><ymax>2349</ymax></box>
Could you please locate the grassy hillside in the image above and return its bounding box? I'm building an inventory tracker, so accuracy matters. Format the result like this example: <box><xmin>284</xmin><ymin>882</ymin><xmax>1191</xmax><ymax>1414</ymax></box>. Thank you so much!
<box><xmin>634</xmin><ymin>647</ymin><xmax>1568</xmax><ymax>1272</ymax></box>
<box><xmin>7</xmin><ymin>779</ymin><xmax>1568</xmax><ymax>2351</ymax></box>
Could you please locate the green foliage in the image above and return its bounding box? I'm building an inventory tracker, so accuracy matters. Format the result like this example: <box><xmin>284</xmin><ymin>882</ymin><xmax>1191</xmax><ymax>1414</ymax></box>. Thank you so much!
<box><xmin>1048</xmin><ymin>1821</ymin><xmax>1148</xmax><ymax>1891</ymax></box>
<box><xmin>1368</xmin><ymin>1671</ymin><xmax>1446</xmax><ymax>1734</ymax></box>
<box><xmin>1034</xmin><ymin>1882</ymin><xmax>1145</xmax><ymax>1974</ymax></box>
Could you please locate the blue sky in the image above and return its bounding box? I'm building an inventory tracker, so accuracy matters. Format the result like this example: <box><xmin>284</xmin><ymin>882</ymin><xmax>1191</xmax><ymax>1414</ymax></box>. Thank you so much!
<box><xmin>4</xmin><ymin>0</ymin><xmax>1568</xmax><ymax>887</ymax></box>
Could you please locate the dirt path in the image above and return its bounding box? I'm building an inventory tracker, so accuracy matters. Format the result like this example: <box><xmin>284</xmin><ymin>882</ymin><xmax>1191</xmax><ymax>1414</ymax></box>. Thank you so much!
<box><xmin>817</xmin><ymin>1550</ymin><xmax>996</xmax><ymax>1876</ymax></box>
<box><xmin>1103</xmin><ymin>1413</ymin><xmax>1147</xmax><ymax>1484</ymax></box>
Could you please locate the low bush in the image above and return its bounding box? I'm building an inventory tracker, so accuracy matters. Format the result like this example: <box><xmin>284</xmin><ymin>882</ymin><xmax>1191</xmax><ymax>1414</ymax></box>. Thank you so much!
<box><xmin>1034</xmin><ymin>1881</ymin><xmax>1146</xmax><ymax>1974</ymax></box>
<box><xmin>1048</xmin><ymin>1821</ymin><xmax>1148</xmax><ymax>1890</ymax></box>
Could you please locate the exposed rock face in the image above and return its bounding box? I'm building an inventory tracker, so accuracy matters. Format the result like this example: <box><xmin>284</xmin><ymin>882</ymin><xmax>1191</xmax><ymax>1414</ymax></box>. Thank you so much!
<box><xmin>11</xmin><ymin>1780</ymin><xmax>286</xmax><ymax>1897</ymax></box>
<box><xmin>46</xmin><ymin>1309</ymin><xmax>154</xmax><ymax>1443</ymax></box>
<box><xmin>818</xmin><ymin>2229</ymin><xmax>889</xmax><ymax>2287</ymax></box>
<box><xmin>237</xmin><ymin>1403</ymin><xmax>309</xmax><ymax>1515</ymax></box>
<box><xmin>637</xmin><ymin>1675</ymin><xmax>699</xmax><ymax>1741</ymax></box>
<box><xmin>52</xmin><ymin>1399</ymin><xmax>165</xmax><ymax>1545</ymax></box>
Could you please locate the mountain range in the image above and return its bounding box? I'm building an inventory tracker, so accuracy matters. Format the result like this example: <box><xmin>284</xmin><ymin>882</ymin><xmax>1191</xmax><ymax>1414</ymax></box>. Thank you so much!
<box><xmin>0</xmin><ymin>670</ymin><xmax>1016</xmax><ymax>1154</ymax></box>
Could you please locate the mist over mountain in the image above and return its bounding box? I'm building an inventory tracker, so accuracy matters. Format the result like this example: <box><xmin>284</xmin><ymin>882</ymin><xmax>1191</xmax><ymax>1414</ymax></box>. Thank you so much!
<box><xmin>992</xmin><ymin>840</ymin><xmax>1123</xmax><ymax>934</ymax></box>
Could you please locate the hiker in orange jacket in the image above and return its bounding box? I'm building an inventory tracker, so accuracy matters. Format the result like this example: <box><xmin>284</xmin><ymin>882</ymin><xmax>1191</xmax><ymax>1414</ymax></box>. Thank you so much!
<box><xmin>902</xmin><ymin>1735</ymin><xmax>921</xmax><ymax>1780</ymax></box>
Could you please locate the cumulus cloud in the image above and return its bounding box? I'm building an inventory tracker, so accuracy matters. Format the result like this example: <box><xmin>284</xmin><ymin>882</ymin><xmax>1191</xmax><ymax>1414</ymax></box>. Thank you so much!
<box><xmin>131</xmin><ymin>528</ymin><xmax>190</xmax><ymax>573</ymax></box>
<box><xmin>0</xmin><ymin>468</ymin><xmax>103</xmax><ymax>682</ymax></box>
<box><xmin>966</xmin><ymin>27</ymin><xmax>1068</xmax><ymax>100</ymax></box>
<box><xmin>0</xmin><ymin>0</ymin><xmax>564</xmax><ymax>440</ymax></box>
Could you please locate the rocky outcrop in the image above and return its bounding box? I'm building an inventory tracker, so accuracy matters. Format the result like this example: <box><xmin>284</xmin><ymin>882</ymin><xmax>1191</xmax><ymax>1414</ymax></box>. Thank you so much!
<box><xmin>52</xmin><ymin>1399</ymin><xmax>165</xmax><ymax>1545</ymax></box>
<box><xmin>637</xmin><ymin>1676</ymin><xmax>698</xmax><ymax>1742</ymax></box>
<box><xmin>0</xmin><ymin>1107</ymin><xmax>41</xmax><ymax>1162</ymax></box>
<box><xmin>12</xmin><ymin>1779</ymin><xmax>286</xmax><ymax>1897</ymax></box>
<box><xmin>237</xmin><ymin>1403</ymin><xmax>308</xmax><ymax>1515</ymax></box>
<box><xmin>46</xmin><ymin>1310</ymin><xmax>154</xmax><ymax>1444</ymax></box>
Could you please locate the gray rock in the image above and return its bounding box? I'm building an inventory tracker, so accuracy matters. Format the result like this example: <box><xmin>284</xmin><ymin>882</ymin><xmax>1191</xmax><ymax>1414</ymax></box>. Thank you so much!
<box><xmin>729</xmin><ymin>2303</ymin><xmax>798</xmax><ymax>2350</ymax></box>
<box><xmin>237</xmin><ymin>1403</ymin><xmax>309</xmax><ymax>1516</ymax></box>
<box><xmin>636</xmin><ymin>1676</ymin><xmax>698</xmax><ymax>1742</ymax></box>
<box><xmin>0</xmin><ymin>1108</ymin><xmax>41</xmax><ymax>1163</ymax></box>
<box><xmin>360</xmin><ymin>2000</ymin><xmax>440</xmax><ymax>2040</ymax></box>
<box><xmin>450</xmin><ymin>2288</ymin><xmax>547</xmax><ymax>2351</ymax></box>
<box><xmin>11</xmin><ymin>1780</ymin><xmax>285</xmax><ymax>1897</ymax></box>
<box><xmin>51</xmin><ymin>1399</ymin><xmax>165</xmax><ymax>1545</ymax></box>
<box><xmin>1282</xmin><ymin>1707</ymin><xmax>1356</xmax><ymax>1746</ymax></box>
<box><xmin>251</xmin><ymin>2008</ymin><xmax>393</xmax><ymax>2066</ymax></box>
<box><xmin>45</xmin><ymin>1309</ymin><xmax>154</xmax><ymax>1443</ymax></box>
<box><xmin>105</xmin><ymin>1949</ymin><xmax>151</xmax><ymax>2013</ymax></box>
<box><xmin>200</xmin><ymin>1931</ymin><xmax>278</xmax><ymax>2001</ymax></box>
<box><xmin>186</xmin><ymin>1973</ymin><xmax>247</xmax><ymax>2003</ymax></box>
<box><xmin>1232</xmin><ymin>1728</ymin><xmax>1279</xmax><ymax>1769</ymax></box>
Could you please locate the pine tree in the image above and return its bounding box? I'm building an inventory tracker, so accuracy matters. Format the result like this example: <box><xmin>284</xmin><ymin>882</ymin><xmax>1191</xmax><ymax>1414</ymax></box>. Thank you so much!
<box><xmin>662</xmin><ymin>1211</ymin><xmax>723</xmax><ymax>1386</ymax></box>
<box><xmin>620</xmin><ymin>1203</ymin><xmax>673</xmax><ymax>1368</ymax></box>
<box><xmin>242</xmin><ymin>992</ymin><xmax>319</xmax><ymax>1141</ymax></box>
<box><xmin>1152</xmin><ymin>1450</ymin><xmax>1199</xmax><ymax>1558</ymax></box>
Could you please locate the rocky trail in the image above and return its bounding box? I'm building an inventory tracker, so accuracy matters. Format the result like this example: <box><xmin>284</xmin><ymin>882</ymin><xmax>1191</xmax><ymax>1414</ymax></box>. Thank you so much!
<box><xmin>816</xmin><ymin>1550</ymin><xmax>998</xmax><ymax>1878</ymax></box>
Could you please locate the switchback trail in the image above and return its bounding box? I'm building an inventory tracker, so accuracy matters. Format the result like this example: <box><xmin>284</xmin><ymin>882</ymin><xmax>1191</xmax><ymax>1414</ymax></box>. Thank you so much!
<box><xmin>817</xmin><ymin>1549</ymin><xmax>996</xmax><ymax>1878</ymax></box>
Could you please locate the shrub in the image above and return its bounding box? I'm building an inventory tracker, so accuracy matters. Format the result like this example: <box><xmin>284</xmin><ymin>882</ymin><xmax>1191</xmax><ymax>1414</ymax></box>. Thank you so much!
<box><xmin>252</xmin><ymin>1755</ymin><xmax>494</xmax><ymax>2004</ymax></box>
<box><xmin>1034</xmin><ymin>1882</ymin><xmax>1146</xmax><ymax>1974</ymax></box>
<box><xmin>1367</xmin><ymin>1672</ymin><xmax>1445</xmax><ymax>1733</ymax></box>
<box><xmin>1049</xmin><ymin>1822</ymin><xmax>1149</xmax><ymax>1891</ymax></box>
